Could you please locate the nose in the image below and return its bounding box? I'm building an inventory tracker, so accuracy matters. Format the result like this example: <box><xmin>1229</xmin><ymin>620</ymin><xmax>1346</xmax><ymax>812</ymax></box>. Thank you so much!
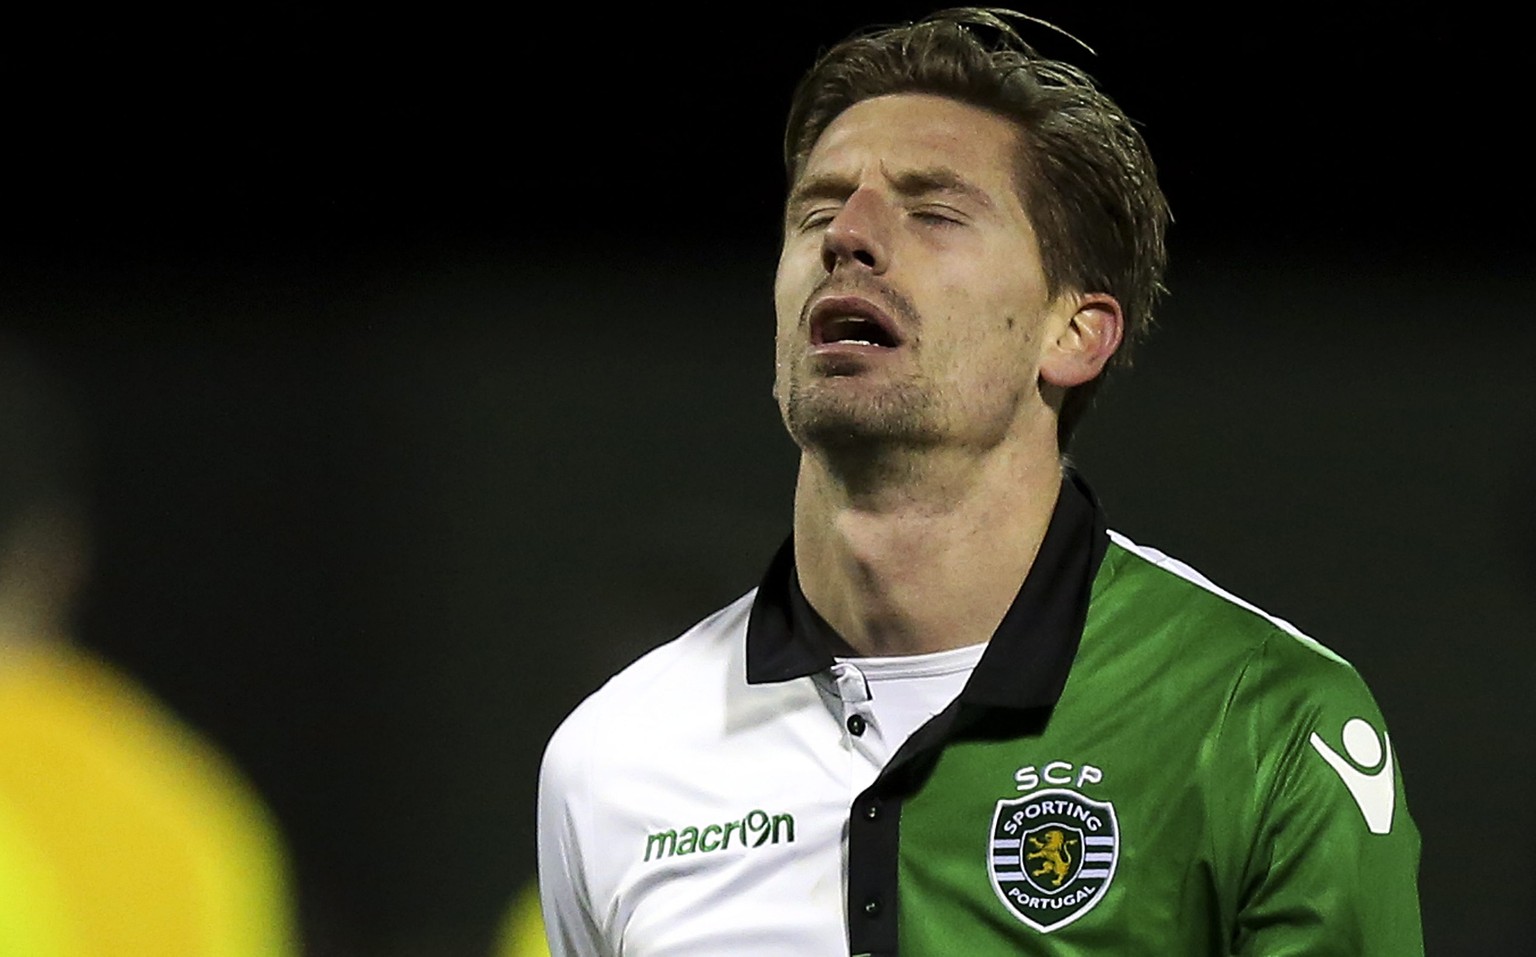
<box><xmin>821</xmin><ymin>188</ymin><xmax>889</xmax><ymax>275</ymax></box>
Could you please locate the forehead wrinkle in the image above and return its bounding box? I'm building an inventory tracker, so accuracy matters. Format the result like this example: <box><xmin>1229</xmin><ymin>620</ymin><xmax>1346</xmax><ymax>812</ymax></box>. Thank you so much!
<box><xmin>884</xmin><ymin>163</ymin><xmax>997</xmax><ymax>211</ymax></box>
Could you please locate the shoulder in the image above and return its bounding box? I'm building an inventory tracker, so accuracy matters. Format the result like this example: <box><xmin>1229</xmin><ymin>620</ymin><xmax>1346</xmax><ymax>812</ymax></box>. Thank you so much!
<box><xmin>0</xmin><ymin>646</ymin><xmax>297</xmax><ymax>955</ymax></box>
<box><xmin>540</xmin><ymin>589</ymin><xmax>756</xmax><ymax>780</ymax></box>
<box><xmin>1095</xmin><ymin>531</ymin><xmax>1418</xmax><ymax>847</ymax></box>
<box><xmin>1099</xmin><ymin>529</ymin><xmax>1357</xmax><ymax>674</ymax></box>
<box><xmin>1099</xmin><ymin>528</ymin><xmax>1404</xmax><ymax>791</ymax></box>
<box><xmin>1094</xmin><ymin>530</ymin><xmax>1394</xmax><ymax>754</ymax></box>
<box><xmin>0</xmin><ymin>646</ymin><xmax>288</xmax><ymax>826</ymax></box>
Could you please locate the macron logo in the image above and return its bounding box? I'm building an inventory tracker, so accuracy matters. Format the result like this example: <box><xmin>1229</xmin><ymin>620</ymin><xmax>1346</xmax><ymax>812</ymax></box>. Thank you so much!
<box><xmin>1308</xmin><ymin>718</ymin><xmax>1394</xmax><ymax>835</ymax></box>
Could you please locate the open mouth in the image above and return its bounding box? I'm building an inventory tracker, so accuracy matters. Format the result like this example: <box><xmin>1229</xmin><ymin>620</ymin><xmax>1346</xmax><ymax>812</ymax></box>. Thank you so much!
<box><xmin>817</xmin><ymin>315</ymin><xmax>898</xmax><ymax>347</ymax></box>
<box><xmin>808</xmin><ymin>295</ymin><xmax>904</xmax><ymax>349</ymax></box>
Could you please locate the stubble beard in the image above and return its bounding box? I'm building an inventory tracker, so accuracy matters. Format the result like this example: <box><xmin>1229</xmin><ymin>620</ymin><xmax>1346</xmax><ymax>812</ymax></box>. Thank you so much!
<box><xmin>779</xmin><ymin>365</ymin><xmax>943</xmax><ymax>455</ymax></box>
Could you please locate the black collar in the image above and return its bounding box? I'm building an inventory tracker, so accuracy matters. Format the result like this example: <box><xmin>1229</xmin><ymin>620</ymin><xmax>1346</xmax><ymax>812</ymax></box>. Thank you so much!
<box><xmin>744</xmin><ymin>470</ymin><xmax>1109</xmax><ymax>715</ymax></box>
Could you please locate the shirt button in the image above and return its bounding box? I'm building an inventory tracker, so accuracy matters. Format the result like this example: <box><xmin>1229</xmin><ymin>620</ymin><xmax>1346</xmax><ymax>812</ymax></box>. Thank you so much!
<box><xmin>846</xmin><ymin>714</ymin><xmax>866</xmax><ymax>736</ymax></box>
<box><xmin>863</xmin><ymin>897</ymin><xmax>881</xmax><ymax>917</ymax></box>
<box><xmin>862</xmin><ymin>802</ymin><xmax>880</xmax><ymax>821</ymax></box>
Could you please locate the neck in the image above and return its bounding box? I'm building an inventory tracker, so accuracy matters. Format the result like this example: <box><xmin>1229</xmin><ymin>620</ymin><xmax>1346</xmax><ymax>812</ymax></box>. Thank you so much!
<box><xmin>792</xmin><ymin>440</ymin><xmax>1062</xmax><ymax>657</ymax></box>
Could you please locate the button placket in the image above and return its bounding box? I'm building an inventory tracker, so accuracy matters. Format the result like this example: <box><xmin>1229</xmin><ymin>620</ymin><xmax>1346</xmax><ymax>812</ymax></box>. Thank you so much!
<box><xmin>830</xmin><ymin>661</ymin><xmax>875</xmax><ymax>745</ymax></box>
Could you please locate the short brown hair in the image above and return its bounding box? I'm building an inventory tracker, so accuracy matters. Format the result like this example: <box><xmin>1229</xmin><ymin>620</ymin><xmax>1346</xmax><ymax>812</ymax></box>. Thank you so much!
<box><xmin>783</xmin><ymin>7</ymin><xmax>1170</xmax><ymax>446</ymax></box>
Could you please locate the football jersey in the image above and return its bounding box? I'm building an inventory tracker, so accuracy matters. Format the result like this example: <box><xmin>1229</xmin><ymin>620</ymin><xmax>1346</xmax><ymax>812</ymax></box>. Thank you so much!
<box><xmin>537</xmin><ymin>473</ymin><xmax>1422</xmax><ymax>955</ymax></box>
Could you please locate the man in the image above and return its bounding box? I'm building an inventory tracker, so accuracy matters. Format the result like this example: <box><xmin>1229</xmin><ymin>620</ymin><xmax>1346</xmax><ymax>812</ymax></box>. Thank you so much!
<box><xmin>0</xmin><ymin>339</ymin><xmax>298</xmax><ymax>956</ymax></box>
<box><xmin>537</xmin><ymin>9</ymin><xmax>1423</xmax><ymax>956</ymax></box>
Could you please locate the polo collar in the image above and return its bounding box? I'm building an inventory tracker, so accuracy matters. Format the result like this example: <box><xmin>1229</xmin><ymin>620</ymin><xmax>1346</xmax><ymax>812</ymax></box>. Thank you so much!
<box><xmin>744</xmin><ymin>470</ymin><xmax>1109</xmax><ymax>715</ymax></box>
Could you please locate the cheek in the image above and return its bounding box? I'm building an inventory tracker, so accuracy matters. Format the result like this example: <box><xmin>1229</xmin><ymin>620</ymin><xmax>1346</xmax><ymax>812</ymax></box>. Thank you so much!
<box><xmin>934</xmin><ymin>291</ymin><xmax>1043</xmax><ymax>377</ymax></box>
<box><xmin>772</xmin><ymin>280</ymin><xmax>795</xmax><ymax>330</ymax></box>
<box><xmin>773</xmin><ymin>253</ymin><xmax>813</xmax><ymax>335</ymax></box>
<box><xmin>977</xmin><ymin>272</ymin><xmax>1048</xmax><ymax>344</ymax></box>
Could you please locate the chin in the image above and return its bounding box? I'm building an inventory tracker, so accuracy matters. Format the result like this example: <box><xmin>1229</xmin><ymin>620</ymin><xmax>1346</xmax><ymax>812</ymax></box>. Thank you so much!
<box><xmin>782</xmin><ymin>384</ymin><xmax>939</xmax><ymax>453</ymax></box>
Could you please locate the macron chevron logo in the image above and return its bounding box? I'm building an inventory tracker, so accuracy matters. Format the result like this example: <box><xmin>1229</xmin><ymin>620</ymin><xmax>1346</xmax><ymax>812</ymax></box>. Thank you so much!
<box><xmin>1308</xmin><ymin>718</ymin><xmax>1394</xmax><ymax>835</ymax></box>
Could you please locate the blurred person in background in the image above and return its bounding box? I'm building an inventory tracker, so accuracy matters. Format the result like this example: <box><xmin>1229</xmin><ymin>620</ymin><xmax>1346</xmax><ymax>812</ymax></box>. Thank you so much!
<box><xmin>492</xmin><ymin>881</ymin><xmax>549</xmax><ymax>957</ymax></box>
<box><xmin>0</xmin><ymin>336</ymin><xmax>298</xmax><ymax>956</ymax></box>
<box><xmin>537</xmin><ymin>8</ymin><xmax>1422</xmax><ymax>956</ymax></box>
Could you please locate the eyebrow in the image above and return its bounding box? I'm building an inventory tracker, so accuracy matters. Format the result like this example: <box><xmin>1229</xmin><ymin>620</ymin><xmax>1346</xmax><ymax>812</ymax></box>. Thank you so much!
<box><xmin>786</xmin><ymin>164</ymin><xmax>997</xmax><ymax>215</ymax></box>
<box><xmin>889</xmin><ymin>167</ymin><xmax>997</xmax><ymax>210</ymax></box>
<box><xmin>785</xmin><ymin>172</ymin><xmax>858</xmax><ymax>213</ymax></box>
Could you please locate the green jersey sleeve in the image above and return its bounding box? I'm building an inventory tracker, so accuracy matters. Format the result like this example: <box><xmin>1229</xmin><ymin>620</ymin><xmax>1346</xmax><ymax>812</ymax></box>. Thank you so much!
<box><xmin>1216</xmin><ymin>633</ymin><xmax>1423</xmax><ymax>956</ymax></box>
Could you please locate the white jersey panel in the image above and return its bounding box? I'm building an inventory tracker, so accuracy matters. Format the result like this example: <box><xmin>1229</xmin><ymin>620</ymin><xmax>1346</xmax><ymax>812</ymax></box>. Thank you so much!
<box><xmin>538</xmin><ymin>591</ymin><xmax>876</xmax><ymax>957</ymax></box>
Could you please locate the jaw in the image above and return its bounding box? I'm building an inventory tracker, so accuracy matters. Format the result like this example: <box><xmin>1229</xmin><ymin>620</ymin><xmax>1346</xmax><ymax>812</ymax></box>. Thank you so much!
<box><xmin>779</xmin><ymin>360</ymin><xmax>937</xmax><ymax>451</ymax></box>
<box><xmin>780</xmin><ymin>351</ymin><xmax>1053</xmax><ymax>461</ymax></box>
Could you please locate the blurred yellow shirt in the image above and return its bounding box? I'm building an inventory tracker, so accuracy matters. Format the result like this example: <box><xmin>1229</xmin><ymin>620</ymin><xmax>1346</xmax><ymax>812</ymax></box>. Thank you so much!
<box><xmin>495</xmin><ymin>881</ymin><xmax>551</xmax><ymax>957</ymax></box>
<box><xmin>0</xmin><ymin>644</ymin><xmax>297</xmax><ymax>957</ymax></box>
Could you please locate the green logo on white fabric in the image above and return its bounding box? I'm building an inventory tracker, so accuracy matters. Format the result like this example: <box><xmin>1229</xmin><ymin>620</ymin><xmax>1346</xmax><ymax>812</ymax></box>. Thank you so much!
<box><xmin>989</xmin><ymin>789</ymin><xmax>1119</xmax><ymax>932</ymax></box>
<box><xmin>644</xmin><ymin>809</ymin><xmax>795</xmax><ymax>862</ymax></box>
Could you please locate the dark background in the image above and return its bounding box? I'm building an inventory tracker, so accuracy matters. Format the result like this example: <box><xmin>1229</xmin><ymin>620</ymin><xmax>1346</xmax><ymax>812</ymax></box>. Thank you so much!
<box><xmin>4</xmin><ymin>5</ymin><xmax>1531</xmax><ymax>955</ymax></box>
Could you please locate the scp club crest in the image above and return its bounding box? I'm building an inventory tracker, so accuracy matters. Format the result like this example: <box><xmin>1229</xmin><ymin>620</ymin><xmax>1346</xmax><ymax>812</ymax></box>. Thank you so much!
<box><xmin>988</xmin><ymin>788</ymin><xmax>1119</xmax><ymax>933</ymax></box>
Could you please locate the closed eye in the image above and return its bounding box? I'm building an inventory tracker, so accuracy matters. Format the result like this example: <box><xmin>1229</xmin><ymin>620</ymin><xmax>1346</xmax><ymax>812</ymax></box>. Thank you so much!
<box><xmin>798</xmin><ymin>208</ymin><xmax>840</xmax><ymax>231</ymax></box>
<box><xmin>911</xmin><ymin>205</ymin><xmax>965</xmax><ymax>226</ymax></box>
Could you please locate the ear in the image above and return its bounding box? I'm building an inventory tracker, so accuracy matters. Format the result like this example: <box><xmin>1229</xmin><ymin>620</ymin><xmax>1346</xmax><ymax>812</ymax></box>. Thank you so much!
<box><xmin>1039</xmin><ymin>293</ymin><xmax>1124</xmax><ymax>389</ymax></box>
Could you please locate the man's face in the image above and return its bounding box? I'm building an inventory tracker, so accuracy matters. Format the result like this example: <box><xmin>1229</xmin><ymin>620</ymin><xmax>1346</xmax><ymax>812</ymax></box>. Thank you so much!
<box><xmin>773</xmin><ymin>93</ymin><xmax>1068</xmax><ymax>456</ymax></box>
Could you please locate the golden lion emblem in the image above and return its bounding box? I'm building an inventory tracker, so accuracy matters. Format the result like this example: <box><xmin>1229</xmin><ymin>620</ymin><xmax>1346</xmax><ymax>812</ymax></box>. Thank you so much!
<box><xmin>1026</xmin><ymin>829</ymin><xmax>1079</xmax><ymax>887</ymax></box>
